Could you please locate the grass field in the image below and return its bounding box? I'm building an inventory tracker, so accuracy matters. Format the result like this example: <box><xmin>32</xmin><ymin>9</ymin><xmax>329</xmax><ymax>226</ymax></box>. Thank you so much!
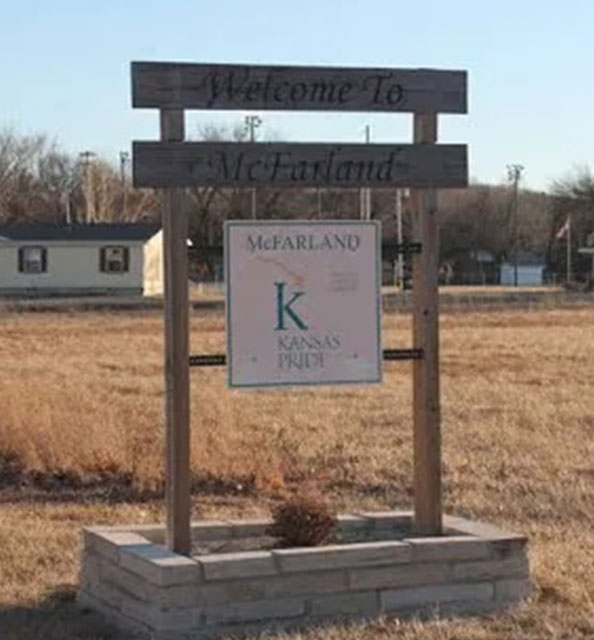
<box><xmin>189</xmin><ymin>283</ymin><xmax>568</xmax><ymax>301</ymax></box>
<box><xmin>1</xmin><ymin>307</ymin><xmax>593</xmax><ymax>639</ymax></box>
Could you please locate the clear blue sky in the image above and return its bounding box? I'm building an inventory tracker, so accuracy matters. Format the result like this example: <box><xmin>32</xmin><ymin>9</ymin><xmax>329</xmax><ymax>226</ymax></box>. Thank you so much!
<box><xmin>2</xmin><ymin>0</ymin><xmax>592</xmax><ymax>192</ymax></box>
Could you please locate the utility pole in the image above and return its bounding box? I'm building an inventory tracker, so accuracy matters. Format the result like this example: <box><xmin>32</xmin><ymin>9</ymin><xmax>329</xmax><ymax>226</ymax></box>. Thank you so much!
<box><xmin>244</xmin><ymin>116</ymin><xmax>262</xmax><ymax>219</ymax></box>
<box><xmin>120</xmin><ymin>151</ymin><xmax>130</xmax><ymax>220</ymax></box>
<box><xmin>63</xmin><ymin>190</ymin><xmax>72</xmax><ymax>224</ymax></box>
<box><xmin>567</xmin><ymin>214</ymin><xmax>572</xmax><ymax>284</ymax></box>
<box><xmin>507</xmin><ymin>164</ymin><xmax>524</xmax><ymax>286</ymax></box>
<box><xmin>360</xmin><ymin>125</ymin><xmax>371</xmax><ymax>220</ymax></box>
<box><xmin>79</xmin><ymin>150</ymin><xmax>96</xmax><ymax>224</ymax></box>
<box><xmin>395</xmin><ymin>188</ymin><xmax>404</xmax><ymax>288</ymax></box>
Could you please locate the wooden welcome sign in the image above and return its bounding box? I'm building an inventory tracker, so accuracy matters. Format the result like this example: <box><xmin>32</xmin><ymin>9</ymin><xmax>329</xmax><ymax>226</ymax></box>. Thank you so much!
<box><xmin>134</xmin><ymin>141</ymin><xmax>467</xmax><ymax>188</ymax></box>
<box><xmin>132</xmin><ymin>62</ymin><xmax>466</xmax><ymax>113</ymax></box>
<box><xmin>131</xmin><ymin>60</ymin><xmax>468</xmax><ymax>555</ymax></box>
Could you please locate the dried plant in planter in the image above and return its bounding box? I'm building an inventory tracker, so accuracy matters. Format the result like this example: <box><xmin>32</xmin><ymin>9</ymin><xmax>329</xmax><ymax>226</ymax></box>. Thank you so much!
<box><xmin>267</xmin><ymin>491</ymin><xmax>338</xmax><ymax>547</ymax></box>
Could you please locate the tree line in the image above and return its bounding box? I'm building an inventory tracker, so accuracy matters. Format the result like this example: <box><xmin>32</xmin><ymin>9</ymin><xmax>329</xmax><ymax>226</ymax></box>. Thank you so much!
<box><xmin>1</xmin><ymin>126</ymin><xmax>592</xmax><ymax>283</ymax></box>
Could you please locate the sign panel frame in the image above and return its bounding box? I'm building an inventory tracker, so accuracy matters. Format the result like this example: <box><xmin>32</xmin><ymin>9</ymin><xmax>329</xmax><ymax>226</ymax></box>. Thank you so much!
<box><xmin>225</xmin><ymin>220</ymin><xmax>383</xmax><ymax>389</ymax></box>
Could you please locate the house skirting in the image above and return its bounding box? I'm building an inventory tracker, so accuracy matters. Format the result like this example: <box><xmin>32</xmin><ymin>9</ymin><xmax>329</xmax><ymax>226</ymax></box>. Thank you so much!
<box><xmin>0</xmin><ymin>287</ymin><xmax>144</xmax><ymax>298</ymax></box>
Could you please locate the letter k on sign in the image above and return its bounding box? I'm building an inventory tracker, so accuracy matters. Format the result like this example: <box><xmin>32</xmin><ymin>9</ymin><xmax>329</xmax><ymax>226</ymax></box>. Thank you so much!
<box><xmin>275</xmin><ymin>282</ymin><xmax>308</xmax><ymax>330</ymax></box>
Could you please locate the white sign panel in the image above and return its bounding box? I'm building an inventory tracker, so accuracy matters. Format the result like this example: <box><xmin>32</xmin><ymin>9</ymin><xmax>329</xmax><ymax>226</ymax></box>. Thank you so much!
<box><xmin>225</xmin><ymin>220</ymin><xmax>382</xmax><ymax>388</ymax></box>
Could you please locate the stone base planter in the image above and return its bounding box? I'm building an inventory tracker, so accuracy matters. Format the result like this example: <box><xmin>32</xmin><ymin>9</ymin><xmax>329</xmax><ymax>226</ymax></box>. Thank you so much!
<box><xmin>78</xmin><ymin>512</ymin><xmax>530</xmax><ymax>639</ymax></box>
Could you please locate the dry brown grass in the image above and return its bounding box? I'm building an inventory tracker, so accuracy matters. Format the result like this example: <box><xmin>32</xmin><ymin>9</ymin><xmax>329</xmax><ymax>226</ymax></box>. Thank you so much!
<box><xmin>1</xmin><ymin>306</ymin><xmax>593</xmax><ymax>639</ymax></box>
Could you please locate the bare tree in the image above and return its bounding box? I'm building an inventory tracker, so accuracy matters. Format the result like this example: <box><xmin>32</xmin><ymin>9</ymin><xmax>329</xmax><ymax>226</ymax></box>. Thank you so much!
<box><xmin>36</xmin><ymin>150</ymin><xmax>80</xmax><ymax>221</ymax></box>
<box><xmin>0</xmin><ymin>129</ymin><xmax>50</xmax><ymax>221</ymax></box>
<box><xmin>185</xmin><ymin>121</ymin><xmax>287</xmax><ymax>247</ymax></box>
<box><xmin>0</xmin><ymin>129</ymin><xmax>161</xmax><ymax>226</ymax></box>
<box><xmin>548</xmin><ymin>166</ymin><xmax>594</xmax><ymax>278</ymax></box>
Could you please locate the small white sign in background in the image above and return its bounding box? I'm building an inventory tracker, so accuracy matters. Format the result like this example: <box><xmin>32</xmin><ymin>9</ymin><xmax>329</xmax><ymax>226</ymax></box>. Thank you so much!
<box><xmin>225</xmin><ymin>220</ymin><xmax>382</xmax><ymax>388</ymax></box>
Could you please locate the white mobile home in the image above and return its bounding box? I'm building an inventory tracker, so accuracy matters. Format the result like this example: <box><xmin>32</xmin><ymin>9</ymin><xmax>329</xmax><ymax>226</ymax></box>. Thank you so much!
<box><xmin>0</xmin><ymin>223</ymin><xmax>164</xmax><ymax>297</ymax></box>
<box><xmin>500</xmin><ymin>252</ymin><xmax>546</xmax><ymax>287</ymax></box>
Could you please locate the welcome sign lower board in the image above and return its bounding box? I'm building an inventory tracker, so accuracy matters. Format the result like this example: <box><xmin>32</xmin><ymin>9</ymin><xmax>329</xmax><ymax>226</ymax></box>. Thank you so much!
<box><xmin>225</xmin><ymin>220</ymin><xmax>382</xmax><ymax>388</ymax></box>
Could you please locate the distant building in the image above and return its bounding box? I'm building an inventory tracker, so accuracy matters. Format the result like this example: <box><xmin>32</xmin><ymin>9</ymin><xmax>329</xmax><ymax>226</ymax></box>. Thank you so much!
<box><xmin>500</xmin><ymin>252</ymin><xmax>546</xmax><ymax>286</ymax></box>
<box><xmin>578</xmin><ymin>230</ymin><xmax>594</xmax><ymax>279</ymax></box>
<box><xmin>439</xmin><ymin>249</ymin><xmax>497</xmax><ymax>285</ymax></box>
<box><xmin>461</xmin><ymin>249</ymin><xmax>497</xmax><ymax>285</ymax></box>
<box><xmin>0</xmin><ymin>223</ymin><xmax>163</xmax><ymax>297</ymax></box>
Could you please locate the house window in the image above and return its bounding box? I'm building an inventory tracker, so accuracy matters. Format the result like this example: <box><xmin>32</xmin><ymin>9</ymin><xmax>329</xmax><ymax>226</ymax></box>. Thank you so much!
<box><xmin>18</xmin><ymin>246</ymin><xmax>47</xmax><ymax>273</ymax></box>
<box><xmin>100</xmin><ymin>246</ymin><xmax>129</xmax><ymax>273</ymax></box>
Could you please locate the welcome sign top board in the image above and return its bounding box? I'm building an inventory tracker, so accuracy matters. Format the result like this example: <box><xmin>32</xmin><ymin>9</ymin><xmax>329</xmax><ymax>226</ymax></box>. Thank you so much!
<box><xmin>225</xmin><ymin>220</ymin><xmax>382</xmax><ymax>388</ymax></box>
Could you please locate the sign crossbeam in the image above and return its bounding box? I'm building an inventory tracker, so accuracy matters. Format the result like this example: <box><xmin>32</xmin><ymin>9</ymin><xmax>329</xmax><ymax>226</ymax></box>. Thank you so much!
<box><xmin>189</xmin><ymin>348</ymin><xmax>424</xmax><ymax>368</ymax></box>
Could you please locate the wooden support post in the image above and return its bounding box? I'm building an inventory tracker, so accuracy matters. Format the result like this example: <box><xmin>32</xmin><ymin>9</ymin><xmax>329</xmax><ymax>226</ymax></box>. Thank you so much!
<box><xmin>411</xmin><ymin>112</ymin><xmax>442</xmax><ymax>536</ymax></box>
<box><xmin>160</xmin><ymin>109</ymin><xmax>191</xmax><ymax>555</ymax></box>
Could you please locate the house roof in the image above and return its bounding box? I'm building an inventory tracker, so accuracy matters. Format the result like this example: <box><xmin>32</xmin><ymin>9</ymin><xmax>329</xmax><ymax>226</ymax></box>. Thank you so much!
<box><xmin>0</xmin><ymin>222</ymin><xmax>160</xmax><ymax>242</ymax></box>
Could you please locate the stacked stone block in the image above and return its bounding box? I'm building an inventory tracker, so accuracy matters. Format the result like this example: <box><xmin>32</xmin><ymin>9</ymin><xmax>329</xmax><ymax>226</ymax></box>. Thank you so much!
<box><xmin>78</xmin><ymin>512</ymin><xmax>530</xmax><ymax>639</ymax></box>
